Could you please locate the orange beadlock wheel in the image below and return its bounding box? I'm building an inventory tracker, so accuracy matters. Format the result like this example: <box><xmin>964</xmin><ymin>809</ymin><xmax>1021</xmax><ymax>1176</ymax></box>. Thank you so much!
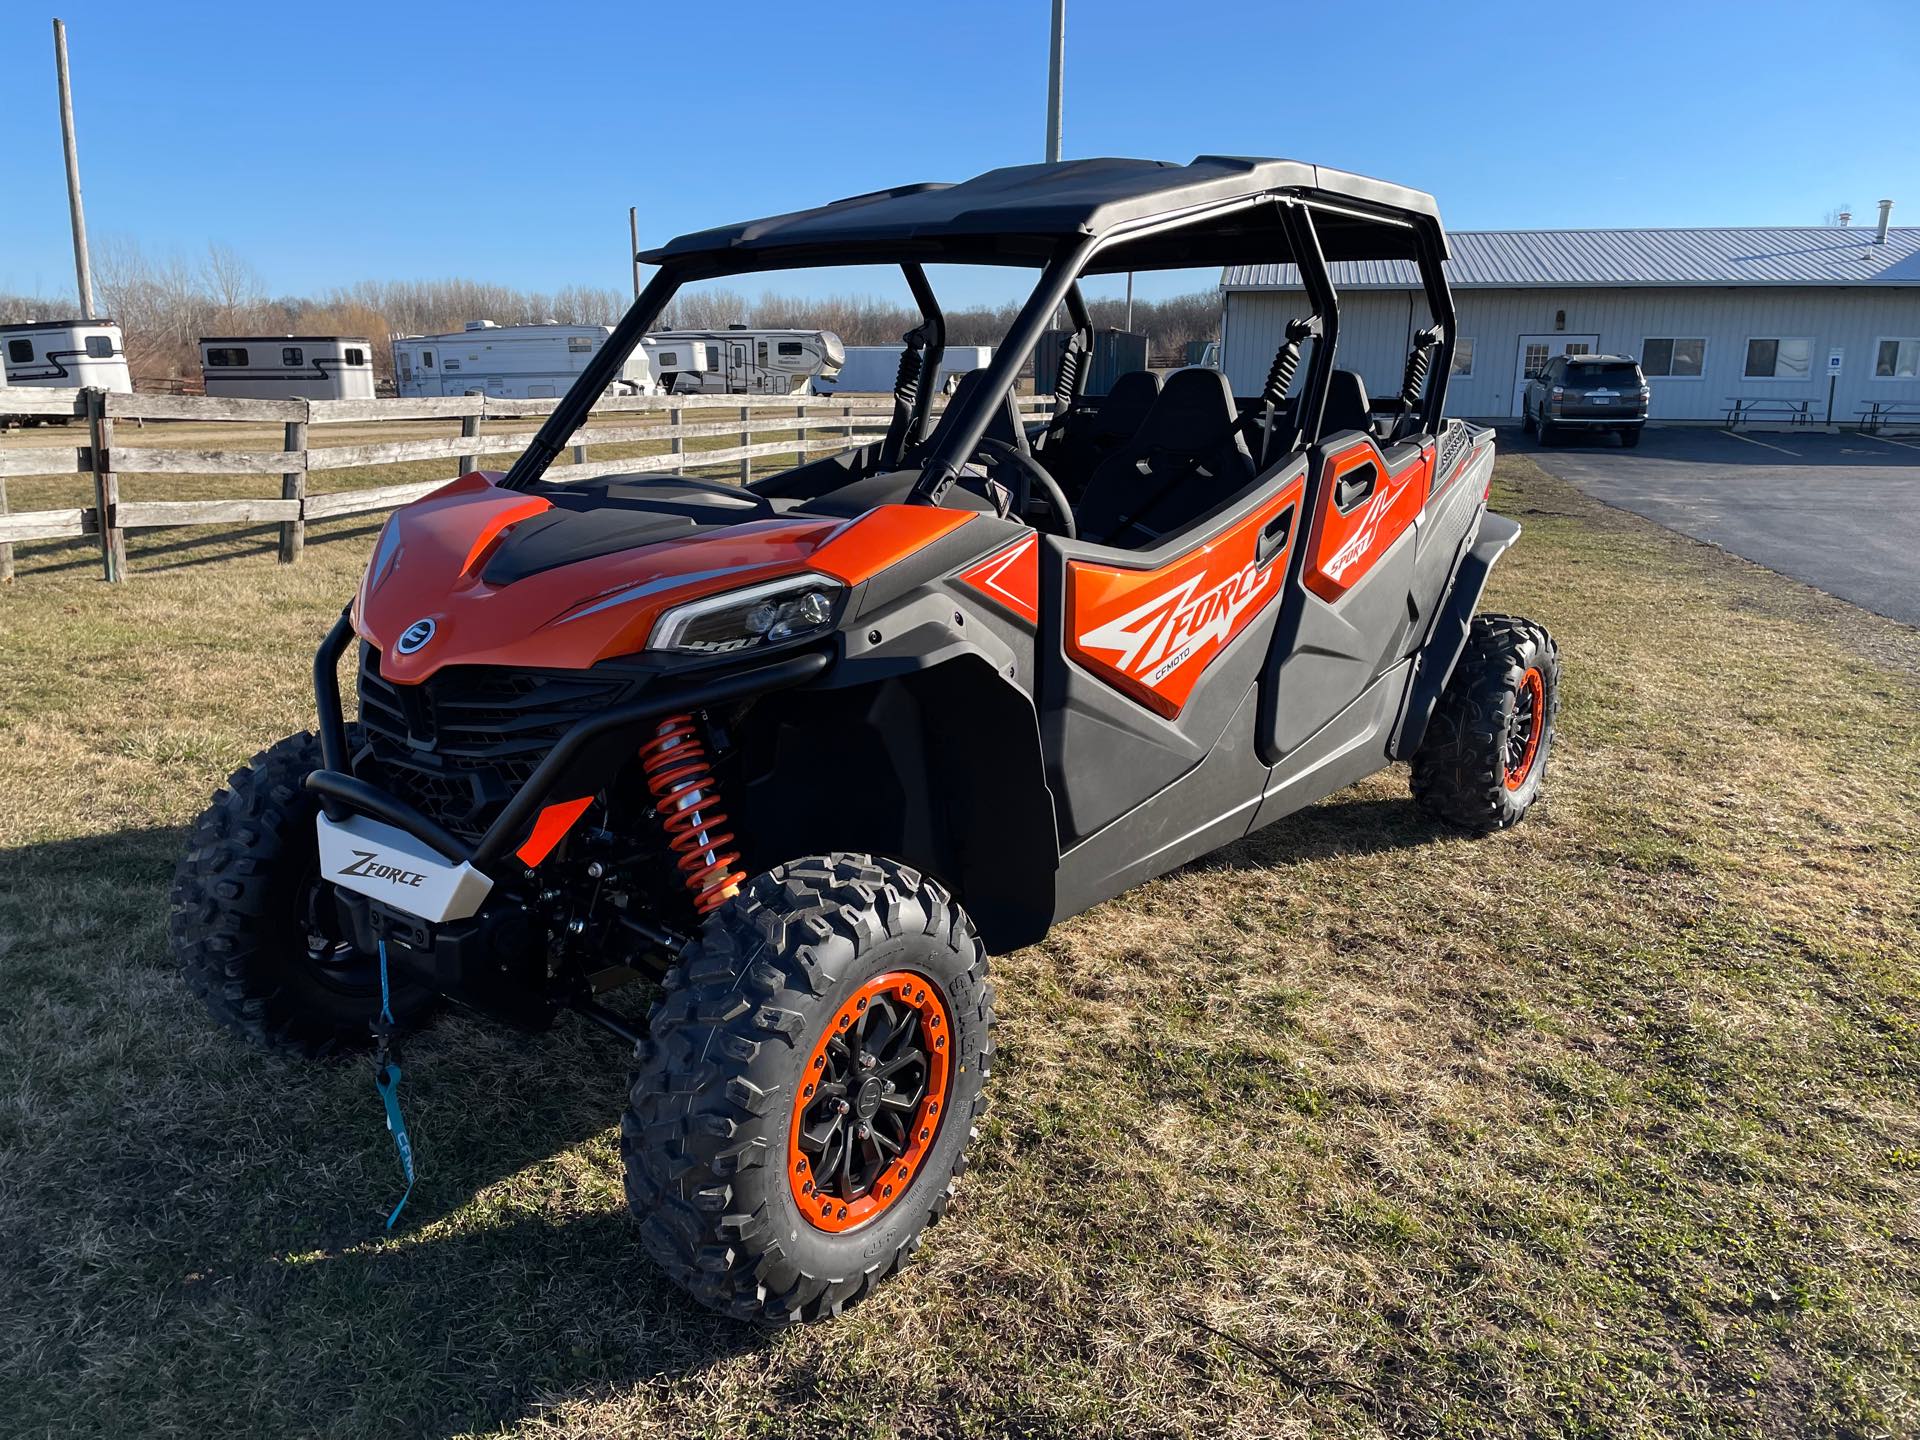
<box><xmin>1504</xmin><ymin>666</ymin><xmax>1546</xmax><ymax>790</ymax></box>
<box><xmin>787</xmin><ymin>971</ymin><xmax>954</xmax><ymax>1233</ymax></box>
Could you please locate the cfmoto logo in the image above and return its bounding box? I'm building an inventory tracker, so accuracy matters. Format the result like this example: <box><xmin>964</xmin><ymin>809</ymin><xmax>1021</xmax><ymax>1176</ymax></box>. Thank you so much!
<box><xmin>396</xmin><ymin>618</ymin><xmax>436</xmax><ymax>655</ymax></box>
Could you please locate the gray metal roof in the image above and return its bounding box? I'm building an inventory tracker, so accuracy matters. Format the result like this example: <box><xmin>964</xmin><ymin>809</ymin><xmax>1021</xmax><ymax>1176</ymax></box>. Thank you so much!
<box><xmin>1222</xmin><ymin>225</ymin><xmax>1920</xmax><ymax>290</ymax></box>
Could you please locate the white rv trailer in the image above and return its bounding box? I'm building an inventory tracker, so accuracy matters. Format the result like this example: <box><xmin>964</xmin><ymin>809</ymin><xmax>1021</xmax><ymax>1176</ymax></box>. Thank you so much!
<box><xmin>639</xmin><ymin>336</ymin><xmax>710</xmax><ymax>395</ymax></box>
<box><xmin>649</xmin><ymin>327</ymin><xmax>845</xmax><ymax>395</ymax></box>
<box><xmin>391</xmin><ymin>322</ymin><xmax>657</xmax><ymax>400</ymax></box>
<box><xmin>812</xmin><ymin>343</ymin><xmax>994</xmax><ymax>395</ymax></box>
<box><xmin>1</xmin><ymin>319</ymin><xmax>133</xmax><ymax>393</ymax></box>
<box><xmin>198</xmin><ymin>335</ymin><xmax>376</xmax><ymax>400</ymax></box>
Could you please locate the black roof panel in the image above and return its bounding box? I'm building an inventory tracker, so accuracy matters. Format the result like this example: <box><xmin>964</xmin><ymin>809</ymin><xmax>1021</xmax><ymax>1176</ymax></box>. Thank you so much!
<box><xmin>641</xmin><ymin>156</ymin><xmax>1444</xmax><ymax>273</ymax></box>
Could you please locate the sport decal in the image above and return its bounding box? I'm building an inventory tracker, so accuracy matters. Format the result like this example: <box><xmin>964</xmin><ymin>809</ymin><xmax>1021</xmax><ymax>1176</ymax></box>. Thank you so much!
<box><xmin>956</xmin><ymin>533</ymin><xmax>1039</xmax><ymax>624</ymax></box>
<box><xmin>1066</xmin><ymin>477</ymin><xmax>1303</xmax><ymax>718</ymax></box>
<box><xmin>1303</xmin><ymin>437</ymin><xmax>1432</xmax><ymax>602</ymax></box>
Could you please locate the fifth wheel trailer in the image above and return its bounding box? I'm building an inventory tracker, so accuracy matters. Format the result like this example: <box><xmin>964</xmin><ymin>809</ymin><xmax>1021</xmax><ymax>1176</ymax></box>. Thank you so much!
<box><xmin>812</xmin><ymin>344</ymin><xmax>994</xmax><ymax>394</ymax></box>
<box><xmin>392</xmin><ymin>322</ymin><xmax>658</xmax><ymax>400</ymax></box>
<box><xmin>648</xmin><ymin>328</ymin><xmax>845</xmax><ymax>395</ymax></box>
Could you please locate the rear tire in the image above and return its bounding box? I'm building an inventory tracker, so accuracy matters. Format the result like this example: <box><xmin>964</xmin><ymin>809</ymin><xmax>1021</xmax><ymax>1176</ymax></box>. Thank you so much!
<box><xmin>170</xmin><ymin>730</ymin><xmax>436</xmax><ymax>1057</ymax></box>
<box><xmin>1411</xmin><ymin>615</ymin><xmax>1560</xmax><ymax>833</ymax></box>
<box><xmin>1536</xmin><ymin>414</ymin><xmax>1558</xmax><ymax>445</ymax></box>
<box><xmin>1620</xmin><ymin>426</ymin><xmax>1643</xmax><ymax>448</ymax></box>
<box><xmin>623</xmin><ymin>853</ymin><xmax>994</xmax><ymax>1326</ymax></box>
<box><xmin>1521</xmin><ymin>404</ymin><xmax>1536</xmax><ymax>436</ymax></box>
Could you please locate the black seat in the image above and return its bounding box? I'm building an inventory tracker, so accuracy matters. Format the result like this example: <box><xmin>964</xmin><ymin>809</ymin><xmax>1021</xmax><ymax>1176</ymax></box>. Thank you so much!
<box><xmin>1075</xmin><ymin>368</ymin><xmax>1256</xmax><ymax>548</ymax></box>
<box><xmin>1044</xmin><ymin>368</ymin><xmax>1162</xmax><ymax>492</ymax></box>
<box><xmin>1321</xmin><ymin>369</ymin><xmax>1373</xmax><ymax>437</ymax></box>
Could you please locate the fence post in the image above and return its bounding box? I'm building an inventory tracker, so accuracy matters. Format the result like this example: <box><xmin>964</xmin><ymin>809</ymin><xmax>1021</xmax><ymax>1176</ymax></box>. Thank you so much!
<box><xmin>670</xmin><ymin>404</ymin><xmax>684</xmax><ymax>466</ymax></box>
<box><xmin>842</xmin><ymin>402</ymin><xmax>854</xmax><ymax>448</ymax></box>
<box><xmin>458</xmin><ymin>390</ymin><xmax>483</xmax><ymax>474</ymax></box>
<box><xmin>85</xmin><ymin>387</ymin><xmax>125</xmax><ymax>582</ymax></box>
<box><xmin>0</xmin><ymin>474</ymin><xmax>12</xmax><ymax>584</ymax></box>
<box><xmin>738</xmin><ymin>404</ymin><xmax>751</xmax><ymax>484</ymax></box>
<box><xmin>278</xmin><ymin>410</ymin><xmax>307</xmax><ymax>563</ymax></box>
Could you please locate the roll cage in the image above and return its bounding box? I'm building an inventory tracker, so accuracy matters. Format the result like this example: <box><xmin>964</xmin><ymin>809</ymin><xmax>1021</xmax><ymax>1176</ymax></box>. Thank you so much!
<box><xmin>500</xmin><ymin>156</ymin><xmax>1458</xmax><ymax>502</ymax></box>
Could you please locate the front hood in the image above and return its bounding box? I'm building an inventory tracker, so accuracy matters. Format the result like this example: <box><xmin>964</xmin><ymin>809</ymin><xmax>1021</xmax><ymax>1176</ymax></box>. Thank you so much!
<box><xmin>353</xmin><ymin>473</ymin><xmax>971</xmax><ymax>682</ymax></box>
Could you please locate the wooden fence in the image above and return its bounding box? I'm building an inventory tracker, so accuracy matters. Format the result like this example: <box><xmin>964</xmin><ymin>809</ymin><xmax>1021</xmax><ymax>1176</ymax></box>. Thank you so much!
<box><xmin>0</xmin><ymin>387</ymin><xmax>1050</xmax><ymax>583</ymax></box>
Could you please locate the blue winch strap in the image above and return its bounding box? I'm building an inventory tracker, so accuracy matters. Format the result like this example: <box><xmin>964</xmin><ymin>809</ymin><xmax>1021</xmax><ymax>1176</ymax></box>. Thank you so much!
<box><xmin>374</xmin><ymin>940</ymin><xmax>415</xmax><ymax>1229</ymax></box>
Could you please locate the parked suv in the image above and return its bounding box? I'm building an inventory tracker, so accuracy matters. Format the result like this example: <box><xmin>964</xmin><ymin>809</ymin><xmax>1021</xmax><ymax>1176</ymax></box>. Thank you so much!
<box><xmin>1523</xmin><ymin>353</ymin><xmax>1648</xmax><ymax>447</ymax></box>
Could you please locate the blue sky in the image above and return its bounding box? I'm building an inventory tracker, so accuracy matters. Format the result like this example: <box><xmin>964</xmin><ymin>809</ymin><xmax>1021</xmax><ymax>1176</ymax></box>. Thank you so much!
<box><xmin>3</xmin><ymin>0</ymin><xmax>1916</xmax><ymax>310</ymax></box>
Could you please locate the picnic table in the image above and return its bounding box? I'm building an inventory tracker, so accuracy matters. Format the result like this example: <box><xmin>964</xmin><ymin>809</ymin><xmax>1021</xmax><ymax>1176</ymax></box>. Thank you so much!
<box><xmin>1723</xmin><ymin>397</ymin><xmax>1814</xmax><ymax>429</ymax></box>
<box><xmin>1855</xmin><ymin>400</ymin><xmax>1920</xmax><ymax>434</ymax></box>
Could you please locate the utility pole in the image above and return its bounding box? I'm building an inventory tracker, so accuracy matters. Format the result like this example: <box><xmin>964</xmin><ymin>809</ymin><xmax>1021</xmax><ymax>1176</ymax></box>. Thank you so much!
<box><xmin>628</xmin><ymin>206</ymin><xmax>641</xmax><ymax>300</ymax></box>
<box><xmin>53</xmin><ymin>18</ymin><xmax>96</xmax><ymax>319</ymax></box>
<box><xmin>1045</xmin><ymin>0</ymin><xmax>1064</xmax><ymax>163</ymax></box>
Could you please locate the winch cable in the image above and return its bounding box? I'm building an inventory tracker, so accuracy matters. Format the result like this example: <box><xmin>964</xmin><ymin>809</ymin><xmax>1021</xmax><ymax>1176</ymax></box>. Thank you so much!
<box><xmin>372</xmin><ymin>939</ymin><xmax>417</xmax><ymax>1229</ymax></box>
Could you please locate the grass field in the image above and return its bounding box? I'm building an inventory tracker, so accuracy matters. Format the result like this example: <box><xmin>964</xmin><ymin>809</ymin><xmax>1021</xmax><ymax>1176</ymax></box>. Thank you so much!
<box><xmin>2</xmin><ymin>454</ymin><xmax>1917</xmax><ymax>1439</ymax></box>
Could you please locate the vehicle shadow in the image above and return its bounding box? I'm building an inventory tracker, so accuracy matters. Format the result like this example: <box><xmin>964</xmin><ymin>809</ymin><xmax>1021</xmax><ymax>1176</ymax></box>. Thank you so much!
<box><xmin>2</xmin><ymin>824</ymin><xmax>773</xmax><ymax>1437</ymax></box>
<box><xmin>12</xmin><ymin>518</ymin><xmax>385</xmax><ymax>577</ymax></box>
<box><xmin>1204</xmin><ymin>788</ymin><xmax>1456</xmax><ymax>871</ymax></box>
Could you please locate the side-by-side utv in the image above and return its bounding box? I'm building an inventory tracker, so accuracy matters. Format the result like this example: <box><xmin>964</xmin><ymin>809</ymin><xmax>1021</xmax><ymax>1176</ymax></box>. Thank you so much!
<box><xmin>172</xmin><ymin>155</ymin><xmax>1560</xmax><ymax>1324</ymax></box>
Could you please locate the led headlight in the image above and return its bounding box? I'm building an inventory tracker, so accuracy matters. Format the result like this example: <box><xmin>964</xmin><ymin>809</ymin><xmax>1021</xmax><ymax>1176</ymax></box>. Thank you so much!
<box><xmin>648</xmin><ymin>573</ymin><xmax>843</xmax><ymax>655</ymax></box>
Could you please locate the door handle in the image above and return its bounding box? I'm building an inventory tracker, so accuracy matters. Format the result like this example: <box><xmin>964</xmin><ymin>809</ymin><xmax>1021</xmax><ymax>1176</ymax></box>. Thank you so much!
<box><xmin>1334</xmin><ymin>460</ymin><xmax>1379</xmax><ymax>513</ymax></box>
<box><xmin>1257</xmin><ymin>505</ymin><xmax>1295</xmax><ymax>566</ymax></box>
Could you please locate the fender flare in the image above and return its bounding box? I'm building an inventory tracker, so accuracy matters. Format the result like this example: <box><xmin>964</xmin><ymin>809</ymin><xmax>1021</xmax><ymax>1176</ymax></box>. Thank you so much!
<box><xmin>1388</xmin><ymin>509</ymin><xmax>1521</xmax><ymax>760</ymax></box>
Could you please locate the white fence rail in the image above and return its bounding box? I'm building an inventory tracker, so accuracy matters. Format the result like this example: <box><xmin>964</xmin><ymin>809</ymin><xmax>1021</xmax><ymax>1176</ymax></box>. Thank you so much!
<box><xmin>0</xmin><ymin>387</ymin><xmax>1049</xmax><ymax>582</ymax></box>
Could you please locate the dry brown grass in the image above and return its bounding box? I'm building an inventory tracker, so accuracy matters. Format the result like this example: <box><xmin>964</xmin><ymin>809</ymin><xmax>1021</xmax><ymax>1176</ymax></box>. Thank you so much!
<box><xmin>1</xmin><ymin>454</ymin><xmax>1917</xmax><ymax>1439</ymax></box>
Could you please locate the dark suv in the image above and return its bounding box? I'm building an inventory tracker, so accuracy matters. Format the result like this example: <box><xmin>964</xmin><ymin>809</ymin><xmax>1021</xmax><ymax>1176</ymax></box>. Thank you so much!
<box><xmin>1523</xmin><ymin>353</ymin><xmax>1648</xmax><ymax>447</ymax></box>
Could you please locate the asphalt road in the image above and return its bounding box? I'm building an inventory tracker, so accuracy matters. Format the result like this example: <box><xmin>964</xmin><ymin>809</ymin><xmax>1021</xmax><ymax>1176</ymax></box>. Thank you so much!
<box><xmin>1515</xmin><ymin>424</ymin><xmax>1920</xmax><ymax>627</ymax></box>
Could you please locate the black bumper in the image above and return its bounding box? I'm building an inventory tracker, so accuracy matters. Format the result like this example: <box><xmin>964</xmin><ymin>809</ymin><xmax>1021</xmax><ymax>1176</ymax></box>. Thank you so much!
<box><xmin>308</xmin><ymin>611</ymin><xmax>829</xmax><ymax>870</ymax></box>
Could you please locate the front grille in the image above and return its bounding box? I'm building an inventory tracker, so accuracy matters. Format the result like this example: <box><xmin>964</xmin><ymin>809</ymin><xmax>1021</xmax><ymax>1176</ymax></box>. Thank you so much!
<box><xmin>354</xmin><ymin>643</ymin><xmax>640</xmax><ymax>842</ymax></box>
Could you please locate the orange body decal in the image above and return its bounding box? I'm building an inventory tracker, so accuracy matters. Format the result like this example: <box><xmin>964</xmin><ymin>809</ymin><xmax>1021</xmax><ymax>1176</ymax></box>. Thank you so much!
<box><xmin>1066</xmin><ymin>477</ymin><xmax>1304</xmax><ymax>718</ymax></box>
<box><xmin>1303</xmin><ymin>438</ymin><xmax>1433</xmax><ymax>603</ymax></box>
<box><xmin>810</xmin><ymin>504</ymin><xmax>974</xmax><ymax>586</ymax></box>
<box><xmin>956</xmin><ymin>533</ymin><xmax>1039</xmax><ymax>624</ymax></box>
<box><xmin>514</xmin><ymin>795</ymin><xmax>593</xmax><ymax>867</ymax></box>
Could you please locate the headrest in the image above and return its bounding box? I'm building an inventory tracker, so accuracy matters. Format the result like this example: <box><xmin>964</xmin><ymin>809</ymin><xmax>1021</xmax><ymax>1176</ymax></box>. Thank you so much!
<box><xmin>1089</xmin><ymin>368</ymin><xmax>1162</xmax><ymax>440</ymax></box>
<box><xmin>1133</xmin><ymin>366</ymin><xmax>1239</xmax><ymax>452</ymax></box>
<box><xmin>1322</xmin><ymin>370</ymin><xmax>1372</xmax><ymax>436</ymax></box>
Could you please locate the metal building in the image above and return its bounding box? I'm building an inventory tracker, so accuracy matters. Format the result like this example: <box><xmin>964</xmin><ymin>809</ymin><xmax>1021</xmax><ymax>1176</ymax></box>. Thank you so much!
<box><xmin>1220</xmin><ymin>206</ymin><xmax>1920</xmax><ymax>426</ymax></box>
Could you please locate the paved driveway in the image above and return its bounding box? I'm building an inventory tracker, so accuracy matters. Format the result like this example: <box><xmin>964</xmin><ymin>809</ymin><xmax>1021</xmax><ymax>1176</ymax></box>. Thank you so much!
<box><xmin>1514</xmin><ymin>425</ymin><xmax>1920</xmax><ymax>626</ymax></box>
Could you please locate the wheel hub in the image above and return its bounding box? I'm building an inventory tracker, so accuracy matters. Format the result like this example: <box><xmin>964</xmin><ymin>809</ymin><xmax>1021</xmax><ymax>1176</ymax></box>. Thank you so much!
<box><xmin>788</xmin><ymin>971</ymin><xmax>953</xmax><ymax>1233</ymax></box>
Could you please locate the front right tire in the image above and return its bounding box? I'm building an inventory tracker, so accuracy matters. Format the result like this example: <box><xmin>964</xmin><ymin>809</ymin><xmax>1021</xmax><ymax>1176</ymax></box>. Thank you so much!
<box><xmin>623</xmin><ymin>853</ymin><xmax>994</xmax><ymax>1326</ymax></box>
<box><xmin>1411</xmin><ymin>615</ymin><xmax>1560</xmax><ymax>833</ymax></box>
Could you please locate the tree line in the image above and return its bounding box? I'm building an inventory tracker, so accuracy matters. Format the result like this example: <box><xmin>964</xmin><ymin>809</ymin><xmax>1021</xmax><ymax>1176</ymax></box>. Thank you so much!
<box><xmin>1</xmin><ymin>238</ymin><xmax>1220</xmax><ymax>388</ymax></box>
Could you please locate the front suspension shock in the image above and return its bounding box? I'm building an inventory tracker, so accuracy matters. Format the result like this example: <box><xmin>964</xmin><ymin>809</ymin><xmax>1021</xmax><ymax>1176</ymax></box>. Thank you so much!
<box><xmin>637</xmin><ymin>713</ymin><xmax>744</xmax><ymax>916</ymax></box>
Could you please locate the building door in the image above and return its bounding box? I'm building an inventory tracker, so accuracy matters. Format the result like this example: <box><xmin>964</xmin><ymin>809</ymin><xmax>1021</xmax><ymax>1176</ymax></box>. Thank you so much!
<box><xmin>1513</xmin><ymin>335</ymin><xmax>1599</xmax><ymax>415</ymax></box>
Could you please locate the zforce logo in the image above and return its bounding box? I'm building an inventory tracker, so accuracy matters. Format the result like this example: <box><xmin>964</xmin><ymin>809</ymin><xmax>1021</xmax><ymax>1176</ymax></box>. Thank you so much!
<box><xmin>1077</xmin><ymin>563</ymin><xmax>1266</xmax><ymax>687</ymax></box>
<box><xmin>338</xmin><ymin>849</ymin><xmax>428</xmax><ymax>888</ymax></box>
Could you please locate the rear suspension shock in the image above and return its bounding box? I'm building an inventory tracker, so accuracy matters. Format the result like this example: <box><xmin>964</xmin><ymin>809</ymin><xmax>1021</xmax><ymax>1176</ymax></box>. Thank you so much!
<box><xmin>638</xmin><ymin>713</ymin><xmax>744</xmax><ymax>916</ymax></box>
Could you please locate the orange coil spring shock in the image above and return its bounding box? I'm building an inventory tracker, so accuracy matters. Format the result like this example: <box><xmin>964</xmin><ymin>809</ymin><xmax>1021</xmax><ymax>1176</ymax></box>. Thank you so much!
<box><xmin>638</xmin><ymin>713</ymin><xmax>745</xmax><ymax>915</ymax></box>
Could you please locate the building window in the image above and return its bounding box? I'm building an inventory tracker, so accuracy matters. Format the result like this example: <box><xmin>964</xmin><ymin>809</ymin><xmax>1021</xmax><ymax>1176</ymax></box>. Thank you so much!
<box><xmin>1450</xmin><ymin>338</ymin><xmax>1474</xmax><ymax>377</ymax></box>
<box><xmin>1874</xmin><ymin>338</ymin><xmax>1920</xmax><ymax>379</ymax></box>
<box><xmin>1744</xmin><ymin>337</ymin><xmax>1813</xmax><ymax>380</ymax></box>
<box><xmin>344</xmin><ymin>347</ymin><xmax>366</xmax><ymax>366</ymax></box>
<box><xmin>1521</xmin><ymin>342</ymin><xmax>1551</xmax><ymax>381</ymax></box>
<box><xmin>778</xmin><ymin>341</ymin><xmax>804</xmax><ymax>358</ymax></box>
<box><xmin>8</xmin><ymin>339</ymin><xmax>34</xmax><ymax>363</ymax></box>
<box><xmin>567</xmin><ymin>336</ymin><xmax>592</xmax><ymax>353</ymax></box>
<box><xmin>85</xmin><ymin>335</ymin><xmax>114</xmax><ymax>358</ymax></box>
<box><xmin>283</xmin><ymin>346</ymin><xmax>304</xmax><ymax>366</ymax></box>
<box><xmin>1642</xmin><ymin>337</ymin><xmax>1705</xmax><ymax>378</ymax></box>
<box><xmin>205</xmin><ymin>347</ymin><xmax>248</xmax><ymax>367</ymax></box>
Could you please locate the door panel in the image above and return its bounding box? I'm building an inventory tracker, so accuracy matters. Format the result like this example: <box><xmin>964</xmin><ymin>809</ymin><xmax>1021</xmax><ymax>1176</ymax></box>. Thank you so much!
<box><xmin>1301</xmin><ymin>434</ymin><xmax>1433</xmax><ymax>603</ymax></box>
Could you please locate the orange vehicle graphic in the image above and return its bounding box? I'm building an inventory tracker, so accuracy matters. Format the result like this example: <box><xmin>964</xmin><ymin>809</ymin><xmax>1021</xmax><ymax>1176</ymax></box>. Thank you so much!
<box><xmin>956</xmin><ymin>533</ymin><xmax>1039</xmax><ymax>624</ymax></box>
<box><xmin>1066</xmin><ymin>479</ymin><xmax>1303</xmax><ymax>718</ymax></box>
<box><xmin>1303</xmin><ymin>437</ymin><xmax>1433</xmax><ymax>602</ymax></box>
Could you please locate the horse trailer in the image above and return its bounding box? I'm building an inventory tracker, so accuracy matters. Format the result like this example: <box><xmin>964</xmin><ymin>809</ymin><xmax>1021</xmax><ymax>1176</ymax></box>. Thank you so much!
<box><xmin>648</xmin><ymin>327</ymin><xmax>845</xmax><ymax>395</ymax></box>
<box><xmin>812</xmin><ymin>343</ymin><xmax>993</xmax><ymax>395</ymax></box>
<box><xmin>1</xmin><ymin>320</ymin><xmax>133</xmax><ymax>393</ymax></box>
<box><xmin>198</xmin><ymin>336</ymin><xmax>376</xmax><ymax>400</ymax></box>
<box><xmin>392</xmin><ymin>322</ymin><xmax>658</xmax><ymax>400</ymax></box>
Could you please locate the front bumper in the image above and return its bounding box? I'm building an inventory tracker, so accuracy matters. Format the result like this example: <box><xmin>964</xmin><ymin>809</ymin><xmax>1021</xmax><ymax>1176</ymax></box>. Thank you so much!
<box><xmin>308</xmin><ymin>610</ymin><xmax>829</xmax><ymax>888</ymax></box>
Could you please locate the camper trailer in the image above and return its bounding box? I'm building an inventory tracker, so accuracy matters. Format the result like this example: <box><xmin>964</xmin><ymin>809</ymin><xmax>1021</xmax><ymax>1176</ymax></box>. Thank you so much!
<box><xmin>638</xmin><ymin>336</ymin><xmax>710</xmax><ymax>395</ymax></box>
<box><xmin>648</xmin><ymin>327</ymin><xmax>844</xmax><ymax>395</ymax></box>
<box><xmin>198</xmin><ymin>335</ymin><xmax>376</xmax><ymax>400</ymax></box>
<box><xmin>391</xmin><ymin>322</ymin><xmax>657</xmax><ymax>400</ymax></box>
<box><xmin>813</xmin><ymin>343</ymin><xmax>993</xmax><ymax>395</ymax></box>
<box><xmin>1</xmin><ymin>320</ymin><xmax>133</xmax><ymax>393</ymax></box>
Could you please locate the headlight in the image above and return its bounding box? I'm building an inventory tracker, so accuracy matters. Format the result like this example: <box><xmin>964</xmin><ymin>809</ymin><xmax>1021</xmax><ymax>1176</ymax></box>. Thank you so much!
<box><xmin>648</xmin><ymin>573</ymin><xmax>843</xmax><ymax>655</ymax></box>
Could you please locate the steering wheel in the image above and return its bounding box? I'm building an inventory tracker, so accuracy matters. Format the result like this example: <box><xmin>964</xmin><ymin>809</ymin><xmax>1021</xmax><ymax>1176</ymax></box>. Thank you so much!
<box><xmin>972</xmin><ymin>438</ymin><xmax>1077</xmax><ymax>540</ymax></box>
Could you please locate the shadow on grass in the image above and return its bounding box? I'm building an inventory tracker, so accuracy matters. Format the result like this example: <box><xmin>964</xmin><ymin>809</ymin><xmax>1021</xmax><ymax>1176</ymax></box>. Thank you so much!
<box><xmin>1206</xmin><ymin>788</ymin><xmax>1456</xmax><ymax>872</ymax></box>
<box><xmin>10</xmin><ymin>517</ymin><xmax>384</xmax><ymax>577</ymax></box>
<box><xmin>2</xmin><ymin>825</ymin><xmax>773</xmax><ymax>1437</ymax></box>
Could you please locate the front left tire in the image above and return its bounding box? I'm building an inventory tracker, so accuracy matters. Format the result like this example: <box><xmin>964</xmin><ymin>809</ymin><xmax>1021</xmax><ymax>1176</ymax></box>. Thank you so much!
<box><xmin>623</xmin><ymin>853</ymin><xmax>994</xmax><ymax>1326</ymax></box>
